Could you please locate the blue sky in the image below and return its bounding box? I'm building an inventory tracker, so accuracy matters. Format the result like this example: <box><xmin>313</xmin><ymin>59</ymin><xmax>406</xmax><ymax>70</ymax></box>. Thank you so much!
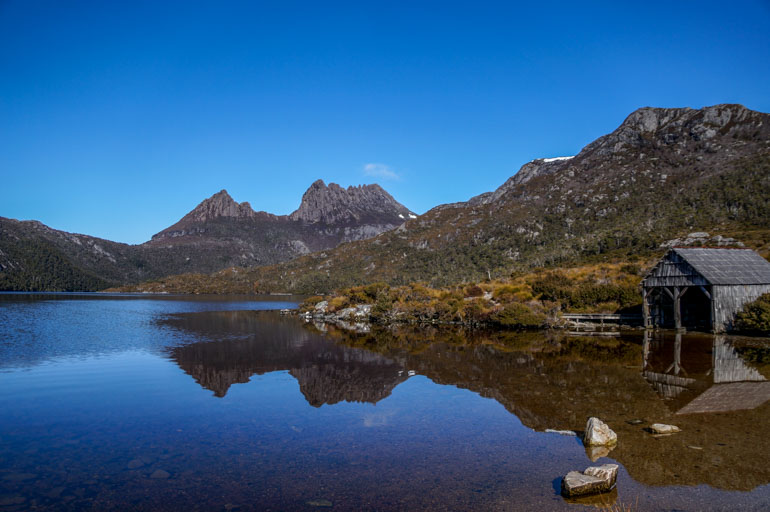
<box><xmin>2</xmin><ymin>1</ymin><xmax>769</xmax><ymax>244</ymax></box>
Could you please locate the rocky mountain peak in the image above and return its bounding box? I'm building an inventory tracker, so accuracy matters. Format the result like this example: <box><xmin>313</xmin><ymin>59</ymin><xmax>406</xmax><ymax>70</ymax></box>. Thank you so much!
<box><xmin>182</xmin><ymin>189</ymin><xmax>257</xmax><ymax>223</ymax></box>
<box><xmin>289</xmin><ymin>180</ymin><xmax>413</xmax><ymax>224</ymax></box>
<box><xmin>471</xmin><ymin>104</ymin><xmax>770</xmax><ymax>207</ymax></box>
<box><xmin>579</xmin><ymin>103</ymin><xmax>767</xmax><ymax>158</ymax></box>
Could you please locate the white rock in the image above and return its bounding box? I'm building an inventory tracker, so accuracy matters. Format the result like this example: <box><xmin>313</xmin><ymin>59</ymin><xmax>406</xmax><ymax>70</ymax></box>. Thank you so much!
<box><xmin>561</xmin><ymin>464</ymin><xmax>618</xmax><ymax>497</ymax></box>
<box><xmin>336</xmin><ymin>307</ymin><xmax>356</xmax><ymax>319</ymax></box>
<box><xmin>584</xmin><ymin>464</ymin><xmax>618</xmax><ymax>483</ymax></box>
<box><xmin>650</xmin><ymin>423</ymin><xmax>681</xmax><ymax>434</ymax></box>
<box><xmin>545</xmin><ymin>429</ymin><xmax>577</xmax><ymax>437</ymax></box>
<box><xmin>354</xmin><ymin>304</ymin><xmax>373</xmax><ymax>318</ymax></box>
<box><xmin>584</xmin><ymin>417</ymin><xmax>618</xmax><ymax>446</ymax></box>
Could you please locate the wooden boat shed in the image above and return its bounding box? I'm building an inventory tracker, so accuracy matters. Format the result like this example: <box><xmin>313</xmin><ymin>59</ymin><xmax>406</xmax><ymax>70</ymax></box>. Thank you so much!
<box><xmin>642</xmin><ymin>248</ymin><xmax>770</xmax><ymax>332</ymax></box>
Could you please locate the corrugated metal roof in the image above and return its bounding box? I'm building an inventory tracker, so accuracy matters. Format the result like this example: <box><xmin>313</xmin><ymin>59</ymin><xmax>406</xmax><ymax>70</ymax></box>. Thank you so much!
<box><xmin>673</xmin><ymin>248</ymin><xmax>770</xmax><ymax>285</ymax></box>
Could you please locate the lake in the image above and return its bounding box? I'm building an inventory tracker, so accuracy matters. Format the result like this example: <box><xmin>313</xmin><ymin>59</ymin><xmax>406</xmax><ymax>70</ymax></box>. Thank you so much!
<box><xmin>1</xmin><ymin>293</ymin><xmax>769</xmax><ymax>511</ymax></box>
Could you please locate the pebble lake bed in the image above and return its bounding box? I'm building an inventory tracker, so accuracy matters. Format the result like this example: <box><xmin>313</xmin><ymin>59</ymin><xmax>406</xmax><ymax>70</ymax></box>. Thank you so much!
<box><xmin>1</xmin><ymin>293</ymin><xmax>769</xmax><ymax>511</ymax></box>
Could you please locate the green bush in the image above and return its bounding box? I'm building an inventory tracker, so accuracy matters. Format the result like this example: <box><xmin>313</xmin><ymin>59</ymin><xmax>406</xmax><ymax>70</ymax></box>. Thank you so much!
<box><xmin>735</xmin><ymin>294</ymin><xmax>770</xmax><ymax>335</ymax></box>
<box><xmin>531</xmin><ymin>273</ymin><xmax>639</xmax><ymax>311</ymax></box>
<box><xmin>570</xmin><ymin>283</ymin><xmax>640</xmax><ymax>309</ymax></box>
<box><xmin>490</xmin><ymin>303</ymin><xmax>546</xmax><ymax>328</ymax></box>
<box><xmin>531</xmin><ymin>272</ymin><xmax>573</xmax><ymax>302</ymax></box>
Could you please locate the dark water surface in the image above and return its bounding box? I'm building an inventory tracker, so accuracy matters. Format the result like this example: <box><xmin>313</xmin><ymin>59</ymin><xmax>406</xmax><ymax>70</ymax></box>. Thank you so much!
<box><xmin>1</xmin><ymin>294</ymin><xmax>769</xmax><ymax>511</ymax></box>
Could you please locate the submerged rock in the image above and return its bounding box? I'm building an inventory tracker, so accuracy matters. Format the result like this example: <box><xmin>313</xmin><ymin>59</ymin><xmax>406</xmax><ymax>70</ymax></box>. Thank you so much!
<box><xmin>584</xmin><ymin>417</ymin><xmax>617</xmax><ymax>446</ymax></box>
<box><xmin>149</xmin><ymin>469</ymin><xmax>170</xmax><ymax>479</ymax></box>
<box><xmin>126</xmin><ymin>459</ymin><xmax>145</xmax><ymax>469</ymax></box>
<box><xmin>561</xmin><ymin>464</ymin><xmax>619</xmax><ymax>498</ymax></box>
<box><xmin>650</xmin><ymin>423</ymin><xmax>681</xmax><ymax>434</ymax></box>
<box><xmin>0</xmin><ymin>495</ymin><xmax>26</xmax><ymax>506</ymax></box>
<box><xmin>306</xmin><ymin>499</ymin><xmax>333</xmax><ymax>507</ymax></box>
<box><xmin>44</xmin><ymin>487</ymin><xmax>66</xmax><ymax>499</ymax></box>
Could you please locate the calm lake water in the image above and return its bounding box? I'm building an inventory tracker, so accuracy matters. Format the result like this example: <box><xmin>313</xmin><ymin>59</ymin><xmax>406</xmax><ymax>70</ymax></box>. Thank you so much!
<box><xmin>1</xmin><ymin>293</ymin><xmax>769</xmax><ymax>511</ymax></box>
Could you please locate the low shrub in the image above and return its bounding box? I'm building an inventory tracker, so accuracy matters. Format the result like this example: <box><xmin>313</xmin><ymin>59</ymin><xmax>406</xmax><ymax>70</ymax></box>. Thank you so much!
<box><xmin>464</xmin><ymin>284</ymin><xmax>484</xmax><ymax>297</ymax></box>
<box><xmin>327</xmin><ymin>295</ymin><xmax>350</xmax><ymax>312</ymax></box>
<box><xmin>735</xmin><ymin>293</ymin><xmax>770</xmax><ymax>335</ymax></box>
<box><xmin>490</xmin><ymin>302</ymin><xmax>546</xmax><ymax>328</ymax></box>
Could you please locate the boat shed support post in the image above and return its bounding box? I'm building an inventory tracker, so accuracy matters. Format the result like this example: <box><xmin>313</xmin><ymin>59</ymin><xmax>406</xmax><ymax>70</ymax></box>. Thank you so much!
<box><xmin>673</xmin><ymin>286</ymin><xmax>683</xmax><ymax>332</ymax></box>
<box><xmin>700</xmin><ymin>285</ymin><xmax>715</xmax><ymax>333</ymax></box>
<box><xmin>642</xmin><ymin>287</ymin><xmax>651</xmax><ymax>328</ymax></box>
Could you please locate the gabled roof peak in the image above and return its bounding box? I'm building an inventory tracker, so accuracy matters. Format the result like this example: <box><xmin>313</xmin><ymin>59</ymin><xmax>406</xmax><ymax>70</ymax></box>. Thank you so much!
<box><xmin>670</xmin><ymin>247</ymin><xmax>770</xmax><ymax>285</ymax></box>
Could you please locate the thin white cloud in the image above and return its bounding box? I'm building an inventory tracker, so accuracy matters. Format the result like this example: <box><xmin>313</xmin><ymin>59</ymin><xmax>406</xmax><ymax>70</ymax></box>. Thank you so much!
<box><xmin>363</xmin><ymin>163</ymin><xmax>399</xmax><ymax>180</ymax></box>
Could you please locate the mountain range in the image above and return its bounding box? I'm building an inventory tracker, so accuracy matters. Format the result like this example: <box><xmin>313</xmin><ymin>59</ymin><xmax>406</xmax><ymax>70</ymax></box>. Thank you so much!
<box><xmin>2</xmin><ymin>103</ymin><xmax>769</xmax><ymax>293</ymax></box>
<box><xmin>0</xmin><ymin>180</ymin><xmax>414</xmax><ymax>291</ymax></box>
<box><xmin>139</xmin><ymin>103</ymin><xmax>770</xmax><ymax>294</ymax></box>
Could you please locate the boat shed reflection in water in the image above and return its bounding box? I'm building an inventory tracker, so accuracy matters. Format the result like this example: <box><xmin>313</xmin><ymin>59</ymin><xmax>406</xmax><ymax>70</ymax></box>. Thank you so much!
<box><xmin>643</xmin><ymin>330</ymin><xmax>770</xmax><ymax>414</ymax></box>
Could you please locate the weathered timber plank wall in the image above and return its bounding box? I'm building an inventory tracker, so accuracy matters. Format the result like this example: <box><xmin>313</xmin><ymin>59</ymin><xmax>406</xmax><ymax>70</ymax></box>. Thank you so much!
<box><xmin>713</xmin><ymin>284</ymin><xmax>770</xmax><ymax>332</ymax></box>
<box><xmin>643</xmin><ymin>253</ymin><xmax>709</xmax><ymax>288</ymax></box>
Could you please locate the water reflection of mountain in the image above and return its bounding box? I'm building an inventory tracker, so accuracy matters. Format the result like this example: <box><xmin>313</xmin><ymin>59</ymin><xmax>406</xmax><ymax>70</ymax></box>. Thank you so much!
<box><xmin>163</xmin><ymin>311</ymin><xmax>407</xmax><ymax>405</ymax></box>
<box><xmin>321</xmin><ymin>325</ymin><xmax>770</xmax><ymax>492</ymax></box>
<box><xmin>163</xmin><ymin>310</ymin><xmax>770</xmax><ymax>491</ymax></box>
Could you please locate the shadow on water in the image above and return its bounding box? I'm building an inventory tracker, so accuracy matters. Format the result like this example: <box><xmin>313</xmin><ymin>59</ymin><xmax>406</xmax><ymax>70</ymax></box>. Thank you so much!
<box><xmin>162</xmin><ymin>312</ymin><xmax>770</xmax><ymax>494</ymax></box>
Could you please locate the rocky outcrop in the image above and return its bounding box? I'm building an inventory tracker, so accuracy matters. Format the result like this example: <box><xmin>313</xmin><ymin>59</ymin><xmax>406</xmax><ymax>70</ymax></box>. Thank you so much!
<box><xmin>301</xmin><ymin>302</ymin><xmax>374</xmax><ymax>333</ymax></box>
<box><xmin>290</xmin><ymin>180</ymin><xmax>413</xmax><ymax>224</ymax></box>
<box><xmin>661</xmin><ymin>232</ymin><xmax>744</xmax><ymax>248</ymax></box>
<box><xmin>178</xmin><ymin>189</ymin><xmax>260</xmax><ymax>223</ymax></box>
<box><xmin>471</xmin><ymin>156</ymin><xmax>573</xmax><ymax>205</ymax></box>
<box><xmin>138</xmin><ymin>181</ymin><xmax>414</xmax><ymax>277</ymax></box>
<box><xmin>579</xmin><ymin>104</ymin><xmax>767</xmax><ymax>158</ymax></box>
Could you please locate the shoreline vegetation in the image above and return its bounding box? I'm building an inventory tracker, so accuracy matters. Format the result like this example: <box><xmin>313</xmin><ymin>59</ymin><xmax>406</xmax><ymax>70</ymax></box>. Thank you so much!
<box><xmin>298</xmin><ymin>261</ymin><xmax>647</xmax><ymax>330</ymax></box>
<box><xmin>105</xmin><ymin>255</ymin><xmax>770</xmax><ymax>336</ymax></box>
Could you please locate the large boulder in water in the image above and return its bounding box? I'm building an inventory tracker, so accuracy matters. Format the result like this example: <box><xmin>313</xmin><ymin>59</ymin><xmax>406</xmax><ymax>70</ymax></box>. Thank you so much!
<box><xmin>561</xmin><ymin>464</ymin><xmax>619</xmax><ymax>497</ymax></box>
<box><xmin>583</xmin><ymin>417</ymin><xmax>618</xmax><ymax>446</ymax></box>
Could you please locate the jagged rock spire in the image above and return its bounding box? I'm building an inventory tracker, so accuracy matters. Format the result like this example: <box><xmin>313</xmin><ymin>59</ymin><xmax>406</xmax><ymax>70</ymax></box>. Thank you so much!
<box><xmin>181</xmin><ymin>189</ymin><xmax>257</xmax><ymax>222</ymax></box>
<box><xmin>289</xmin><ymin>179</ymin><xmax>412</xmax><ymax>224</ymax></box>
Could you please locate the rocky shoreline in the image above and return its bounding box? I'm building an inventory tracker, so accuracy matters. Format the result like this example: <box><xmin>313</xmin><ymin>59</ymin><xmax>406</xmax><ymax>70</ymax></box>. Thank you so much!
<box><xmin>294</xmin><ymin>298</ymin><xmax>643</xmax><ymax>333</ymax></box>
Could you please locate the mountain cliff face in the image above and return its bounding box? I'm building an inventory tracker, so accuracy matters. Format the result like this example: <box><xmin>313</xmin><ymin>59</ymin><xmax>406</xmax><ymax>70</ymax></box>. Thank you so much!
<box><xmin>144</xmin><ymin>180</ymin><xmax>414</xmax><ymax>272</ymax></box>
<box><xmin>0</xmin><ymin>180</ymin><xmax>413</xmax><ymax>291</ymax></box>
<box><xmin>290</xmin><ymin>180</ymin><xmax>413</xmax><ymax>224</ymax></box>
<box><xmin>236</xmin><ymin>103</ymin><xmax>770</xmax><ymax>293</ymax></box>
<box><xmin>173</xmin><ymin>189</ymin><xmax>262</xmax><ymax>223</ymax></box>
